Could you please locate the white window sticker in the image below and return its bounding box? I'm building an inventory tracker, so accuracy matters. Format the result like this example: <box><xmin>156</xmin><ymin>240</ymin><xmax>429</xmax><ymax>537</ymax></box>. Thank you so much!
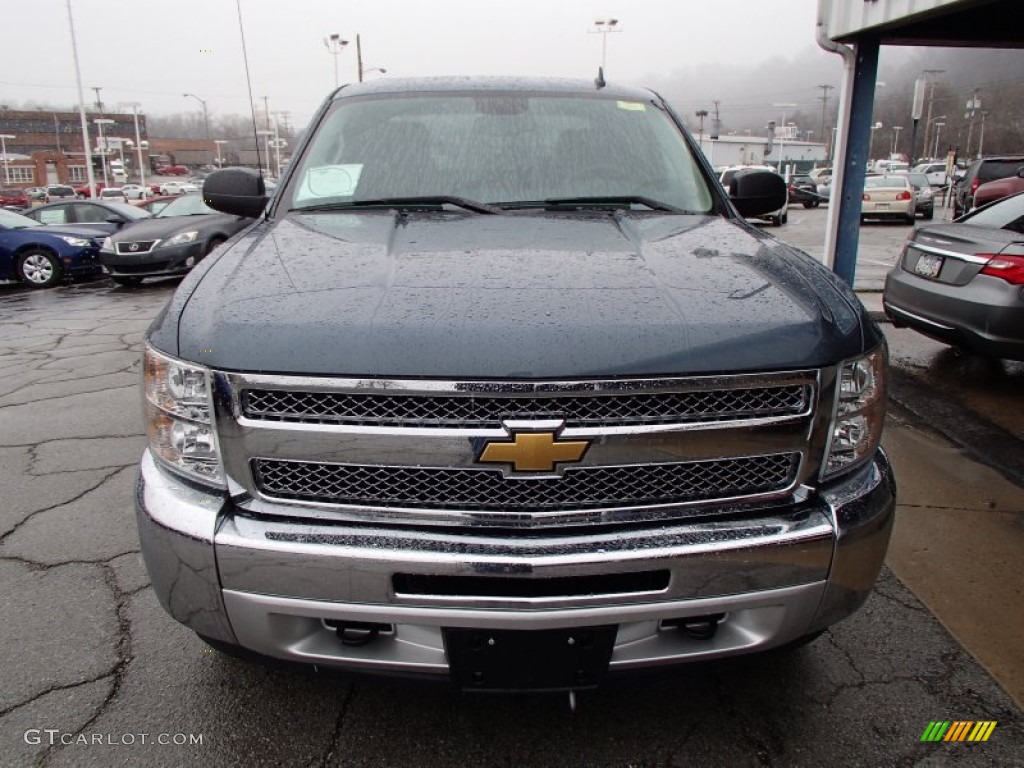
<box><xmin>38</xmin><ymin>209</ymin><xmax>67</xmax><ymax>225</ymax></box>
<box><xmin>296</xmin><ymin>164</ymin><xmax>363</xmax><ymax>201</ymax></box>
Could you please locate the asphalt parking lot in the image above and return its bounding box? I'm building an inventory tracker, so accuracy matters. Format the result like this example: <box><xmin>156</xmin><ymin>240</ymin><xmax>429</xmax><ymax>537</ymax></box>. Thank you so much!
<box><xmin>0</xmin><ymin>210</ymin><xmax>1021</xmax><ymax>765</ymax></box>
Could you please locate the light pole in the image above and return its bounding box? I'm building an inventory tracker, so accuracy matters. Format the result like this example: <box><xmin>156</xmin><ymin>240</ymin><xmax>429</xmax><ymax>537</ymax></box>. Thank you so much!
<box><xmin>932</xmin><ymin>122</ymin><xmax>946</xmax><ymax>160</ymax></box>
<box><xmin>94</xmin><ymin>118</ymin><xmax>115</xmax><ymax>187</ymax></box>
<box><xmin>695</xmin><ymin>109</ymin><xmax>708</xmax><ymax>146</ymax></box>
<box><xmin>183</xmin><ymin>93</ymin><xmax>209</xmax><ymax>140</ymax></box>
<box><xmin>65</xmin><ymin>0</ymin><xmax>98</xmax><ymax>199</ymax></box>
<box><xmin>363</xmin><ymin>67</ymin><xmax>387</xmax><ymax>78</ymax></box>
<box><xmin>0</xmin><ymin>134</ymin><xmax>14</xmax><ymax>184</ymax></box>
<box><xmin>892</xmin><ymin>125</ymin><xmax>903</xmax><ymax>157</ymax></box>
<box><xmin>868</xmin><ymin>121</ymin><xmax>883</xmax><ymax>162</ymax></box>
<box><xmin>773</xmin><ymin>102</ymin><xmax>796</xmax><ymax>176</ymax></box>
<box><xmin>122</xmin><ymin>102</ymin><xmax>147</xmax><ymax>186</ymax></box>
<box><xmin>214</xmin><ymin>140</ymin><xmax>228</xmax><ymax>168</ymax></box>
<box><xmin>590</xmin><ymin>18</ymin><xmax>620</xmax><ymax>72</ymax></box>
<box><xmin>323</xmin><ymin>34</ymin><xmax>349</xmax><ymax>88</ymax></box>
<box><xmin>926</xmin><ymin>115</ymin><xmax>947</xmax><ymax>160</ymax></box>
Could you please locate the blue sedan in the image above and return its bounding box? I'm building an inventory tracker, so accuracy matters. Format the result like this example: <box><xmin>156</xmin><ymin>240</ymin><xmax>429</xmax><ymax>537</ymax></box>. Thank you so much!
<box><xmin>0</xmin><ymin>208</ymin><xmax>103</xmax><ymax>288</ymax></box>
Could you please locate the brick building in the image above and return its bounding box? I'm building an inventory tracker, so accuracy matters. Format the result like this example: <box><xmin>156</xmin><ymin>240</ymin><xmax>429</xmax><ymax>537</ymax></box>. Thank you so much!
<box><xmin>0</xmin><ymin>108</ymin><xmax>149</xmax><ymax>188</ymax></box>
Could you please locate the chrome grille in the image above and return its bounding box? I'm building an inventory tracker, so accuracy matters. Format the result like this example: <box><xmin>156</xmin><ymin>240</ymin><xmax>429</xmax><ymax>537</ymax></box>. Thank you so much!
<box><xmin>252</xmin><ymin>453</ymin><xmax>799</xmax><ymax>511</ymax></box>
<box><xmin>115</xmin><ymin>240</ymin><xmax>158</xmax><ymax>255</ymax></box>
<box><xmin>241</xmin><ymin>386</ymin><xmax>810</xmax><ymax>428</ymax></box>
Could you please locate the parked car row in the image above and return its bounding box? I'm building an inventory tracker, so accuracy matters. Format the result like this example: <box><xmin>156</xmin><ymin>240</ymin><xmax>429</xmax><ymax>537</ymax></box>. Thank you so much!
<box><xmin>1</xmin><ymin>183</ymin><xmax>255</xmax><ymax>289</ymax></box>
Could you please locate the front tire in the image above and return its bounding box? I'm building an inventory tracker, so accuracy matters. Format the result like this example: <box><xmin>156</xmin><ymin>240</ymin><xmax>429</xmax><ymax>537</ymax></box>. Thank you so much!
<box><xmin>18</xmin><ymin>249</ymin><xmax>61</xmax><ymax>288</ymax></box>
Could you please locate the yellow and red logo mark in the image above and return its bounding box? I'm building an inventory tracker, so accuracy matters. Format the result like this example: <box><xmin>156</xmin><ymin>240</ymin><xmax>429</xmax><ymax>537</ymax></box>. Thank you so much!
<box><xmin>920</xmin><ymin>721</ymin><xmax>997</xmax><ymax>742</ymax></box>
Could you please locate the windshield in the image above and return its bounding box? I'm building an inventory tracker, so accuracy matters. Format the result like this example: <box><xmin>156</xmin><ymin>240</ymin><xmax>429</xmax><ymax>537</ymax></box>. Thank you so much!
<box><xmin>0</xmin><ymin>208</ymin><xmax>41</xmax><ymax>229</ymax></box>
<box><xmin>288</xmin><ymin>92</ymin><xmax>713</xmax><ymax>212</ymax></box>
<box><xmin>156</xmin><ymin>195</ymin><xmax>215</xmax><ymax>217</ymax></box>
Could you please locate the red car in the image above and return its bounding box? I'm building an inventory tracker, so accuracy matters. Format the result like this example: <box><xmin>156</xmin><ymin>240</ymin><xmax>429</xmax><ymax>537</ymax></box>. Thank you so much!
<box><xmin>157</xmin><ymin>165</ymin><xmax>189</xmax><ymax>176</ymax></box>
<box><xmin>0</xmin><ymin>188</ymin><xmax>29</xmax><ymax>209</ymax></box>
<box><xmin>74</xmin><ymin>182</ymin><xmax>106</xmax><ymax>198</ymax></box>
<box><xmin>972</xmin><ymin>169</ymin><xmax>1024</xmax><ymax>210</ymax></box>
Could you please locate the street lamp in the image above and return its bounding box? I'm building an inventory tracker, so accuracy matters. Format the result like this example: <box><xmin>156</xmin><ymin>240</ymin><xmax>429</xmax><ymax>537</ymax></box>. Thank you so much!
<box><xmin>214</xmin><ymin>140</ymin><xmax>228</xmax><ymax>168</ymax></box>
<box><xmin>868</xmin><ymin>121</ymin><xmax>883</xmax><ymax>162</ymax></box>
<box><xmin>94</xmin><ymin>118</ymin><xmax>115</xmax><ymax>187</ymax></box>
<box><xmin>773</xmin><ymin>102</ymin><xmax>797</xmax><ymax>176</ymax></box>
<box><xmin>892</xmin><ymin>125</ymin><xmax>903</xmax><ymax>156</ymax></box>
<box><xmin>926</xmin><ymin>115</ymin><xmax>947</xmax><ymax>160</ymax></box>
<box><xmin>363</xmin><ymin>67</ymin><xmax>387</xmax><ymax>78</ymax></box>
<box><xmin>0</xmin><ymin>134</ymin><xmax>14</xmax><ymax>184</ymax></box>
<box><xmin>183</xmin><ymin>93</ymin><xmax>209</xmax><ymax>140</ymax></box>
<box><xmin>121</xmin><ymin>102</ymin><xmax>147</xmax><ymax>186</ymax></box>
<box><xmin>932</xmin><ymin>122</ymin><xmax>946</xmax><ymax>160</ymax></box>
<box><xmin>323</xmin><ymin>34</ymin><xmax>349</xmax><ymax>88</ymax></box>
<box><xmin>590</xmin><ymin>18</ymin><xmax>620</xmax><ymax>71</ymax></box>
<box><xmin>695</xmin><ymin>109</ymin><xmax>708</xmax><ymax>145</ymax></box>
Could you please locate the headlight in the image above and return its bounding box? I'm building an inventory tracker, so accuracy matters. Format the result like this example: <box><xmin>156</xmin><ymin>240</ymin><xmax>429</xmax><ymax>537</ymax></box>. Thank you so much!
<box><xmin>159</xmin><ymin>231</ymin><xmax>199</xmax><ymax>247</ymax></box>
<box><xmin>100</xmin><ymin>236</ymin><xmax>114</xmax><ymax>252</ymax></box>
<box><xmin>821</xmin><ymin>346</ymin><xmax>887</xmax><ymax>480</ymax></box>
<box><xmin>58</xmin><ymin>235</ymin><xmax>91</xmax><ymax>247</ymax></box>
<box><xmin>144</xmin><ymin>345</ymin><xmax>224</xmax><ymax>486</ymax></box>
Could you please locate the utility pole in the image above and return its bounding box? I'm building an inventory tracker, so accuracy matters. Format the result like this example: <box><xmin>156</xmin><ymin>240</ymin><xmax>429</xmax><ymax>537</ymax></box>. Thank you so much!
<box><xmin>818</xmin><ymin>84</ymin><xmax>834</xmax><ymax>144</ymax></box>
<box><xmin>261</xmin><ymin>95</ymin><xmax>270</xmax><ymax>132</ymax></box>
<box><xmin>91</xmin><ymin>86</ymin><xmax>103</xmax><ymax>115</ymax></box>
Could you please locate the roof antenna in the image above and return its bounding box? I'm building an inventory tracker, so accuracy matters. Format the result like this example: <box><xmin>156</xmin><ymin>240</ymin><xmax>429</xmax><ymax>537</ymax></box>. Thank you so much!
<box><xmin>235</xmin><ymin>0</ymin><xmax>266</xmax><ymax>194</ymax></box>
<box><xmin>595</xmin><ymin>66</ymin><xmax>606</xmax><ymax>89</ymax></box>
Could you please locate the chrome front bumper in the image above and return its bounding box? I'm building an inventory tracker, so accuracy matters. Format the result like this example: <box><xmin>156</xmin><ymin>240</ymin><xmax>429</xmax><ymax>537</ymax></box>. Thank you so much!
<box><xmin>136</xmin><ymin>449</ymin><xmax>895</xmax><ymax>676</ymax></box>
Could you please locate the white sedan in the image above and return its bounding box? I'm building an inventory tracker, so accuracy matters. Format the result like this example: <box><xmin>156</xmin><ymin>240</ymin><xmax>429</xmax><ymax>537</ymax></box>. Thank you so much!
<box><xmin>120</xmin><ymin>184</ymin><xmax>150</xmax><ymax>200</ymax></box>
<box><xmin>158</xmin><ymin>181</ymin><xmax>199</xmax><ymax>196</ymax></box>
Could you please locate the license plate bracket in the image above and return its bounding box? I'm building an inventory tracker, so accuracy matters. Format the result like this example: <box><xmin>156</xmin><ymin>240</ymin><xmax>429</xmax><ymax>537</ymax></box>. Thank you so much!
<box><xmin>444</xmin><ymin>626</ymin><xmax>617</xmax><ymax>692</ymax></box>
<box><xmin>914</xmin><ymin>253</ymin><xmax>944</xmax><ymax>278</ymax></box>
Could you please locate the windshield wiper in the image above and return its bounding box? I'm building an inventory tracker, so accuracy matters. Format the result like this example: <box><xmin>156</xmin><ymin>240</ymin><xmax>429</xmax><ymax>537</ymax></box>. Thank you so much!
<box><xmin>497</xmin><ymin>196</ymin><xmax>685</xmax><ymax>213</ymax></box>
<box><xmin>293</xmin><ymin>196</ymin><xmax>503</xmax><ymax>215</ymax></box>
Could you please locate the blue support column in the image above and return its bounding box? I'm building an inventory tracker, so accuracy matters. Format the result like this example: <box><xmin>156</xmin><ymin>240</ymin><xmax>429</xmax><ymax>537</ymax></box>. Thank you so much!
<box><xmin>833</xmin><ymin>38</ymin><xmax>880</xmax><ymax>286</ymax></box>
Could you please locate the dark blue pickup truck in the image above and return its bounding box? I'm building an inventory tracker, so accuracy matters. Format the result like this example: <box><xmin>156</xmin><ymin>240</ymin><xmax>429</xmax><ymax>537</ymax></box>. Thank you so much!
<box><xmin>135</xmin><ymin>76</ymin><xmax>895</xmax><ymax>693</ymax></box>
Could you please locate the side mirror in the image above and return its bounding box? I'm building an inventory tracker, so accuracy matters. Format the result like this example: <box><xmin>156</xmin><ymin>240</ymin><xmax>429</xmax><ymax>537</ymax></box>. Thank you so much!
<box><xmin>728</xmin><ymin>170</ymin><xmax>787</xmax><ymax>218</ymax></box>
<box><xmin>105</xmin><ymin>215</ymin><xmax>124</xmax><ymax>225</ymax></box>
<box><xmin>202</xmin><ymin>168</ymin><xmax>268</xmax><ymax>219</ymax></box>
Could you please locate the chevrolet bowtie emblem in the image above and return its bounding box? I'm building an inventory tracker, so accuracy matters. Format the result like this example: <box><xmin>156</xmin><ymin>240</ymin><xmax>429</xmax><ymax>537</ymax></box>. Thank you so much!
<box><xmin>477</xmin><ymin>431</ymin><xmax>590</xmax><ymax>473</ymax></box>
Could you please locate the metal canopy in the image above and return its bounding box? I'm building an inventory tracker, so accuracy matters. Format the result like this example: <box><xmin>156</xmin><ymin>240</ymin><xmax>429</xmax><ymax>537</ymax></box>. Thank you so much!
<box><xmin>816</xmin><ymin>0</ymin><xmax>1022</xmax><ymax>287</ymax></box>
<box><xmin>826</xmin><ymin>0</ymin><xmax>1022</xmax><ymax>48</ymax></box>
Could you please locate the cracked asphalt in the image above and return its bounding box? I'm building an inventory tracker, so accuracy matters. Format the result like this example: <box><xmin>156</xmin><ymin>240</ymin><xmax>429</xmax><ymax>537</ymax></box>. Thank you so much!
<box><xmin>0</xmin><ymin>277</ymin><xmax>1021</xmax><ymax>767</ymax></box>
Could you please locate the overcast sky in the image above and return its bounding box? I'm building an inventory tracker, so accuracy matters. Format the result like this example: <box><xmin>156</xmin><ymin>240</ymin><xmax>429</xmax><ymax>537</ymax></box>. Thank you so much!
<box><xmin>3</xmin><ymin>0</ymin><xmax>826</xmax><ymax>126</ymax></box>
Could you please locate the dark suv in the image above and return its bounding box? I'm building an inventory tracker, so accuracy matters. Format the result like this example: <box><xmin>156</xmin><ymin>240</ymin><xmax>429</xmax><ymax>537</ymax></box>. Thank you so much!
<box><xmin>134</xmin><ymin>77</ymin><xmax>894</xmax><ymax>691</ymax></box>
<box><xmin>954</xmin><ymin>155</ymin><xmax>1024</xmax><ymax>217</ymax></box>
<box><xmin>787</xmin><ymin>174</ymin><xmax>821</xmax><ymax>208</ymax></box>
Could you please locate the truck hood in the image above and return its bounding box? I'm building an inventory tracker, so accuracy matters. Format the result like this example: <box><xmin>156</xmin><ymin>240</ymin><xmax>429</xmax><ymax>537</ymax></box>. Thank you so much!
<box><xmin>163</xmin><ymin>212</ymin><xmax>868</xmax><ymax>378</ymax></box>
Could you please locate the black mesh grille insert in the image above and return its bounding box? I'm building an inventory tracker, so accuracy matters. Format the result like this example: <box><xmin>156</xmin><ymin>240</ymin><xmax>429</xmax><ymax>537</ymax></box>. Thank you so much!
<box><xmin>252</xmin><ymin>453</ymin><xmax>799</xmax><ymax>512</ymax></box>
<box><xmin>241</xmin><ymin>385</ymin><xmax>810</xmax><ymax>428</ymax></box>
<box><xmin>393</xmin><ymin>571</ymin><xmax>671</xmax><ymax>598</ymax></box>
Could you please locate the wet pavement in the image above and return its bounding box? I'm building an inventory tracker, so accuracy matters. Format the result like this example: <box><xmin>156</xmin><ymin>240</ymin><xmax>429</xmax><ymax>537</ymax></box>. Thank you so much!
<box><xmin>0</xmin><ymin>276</ymin><xmax>1021</xmax><ymax>766</ymax></box>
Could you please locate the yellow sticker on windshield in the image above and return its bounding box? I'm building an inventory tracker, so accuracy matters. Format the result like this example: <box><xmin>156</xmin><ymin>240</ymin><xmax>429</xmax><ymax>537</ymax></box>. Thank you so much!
<box><xmin>616</xmin><ymin>101</ymin><xmax>646</xmax><ymax>111</ymax></box>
